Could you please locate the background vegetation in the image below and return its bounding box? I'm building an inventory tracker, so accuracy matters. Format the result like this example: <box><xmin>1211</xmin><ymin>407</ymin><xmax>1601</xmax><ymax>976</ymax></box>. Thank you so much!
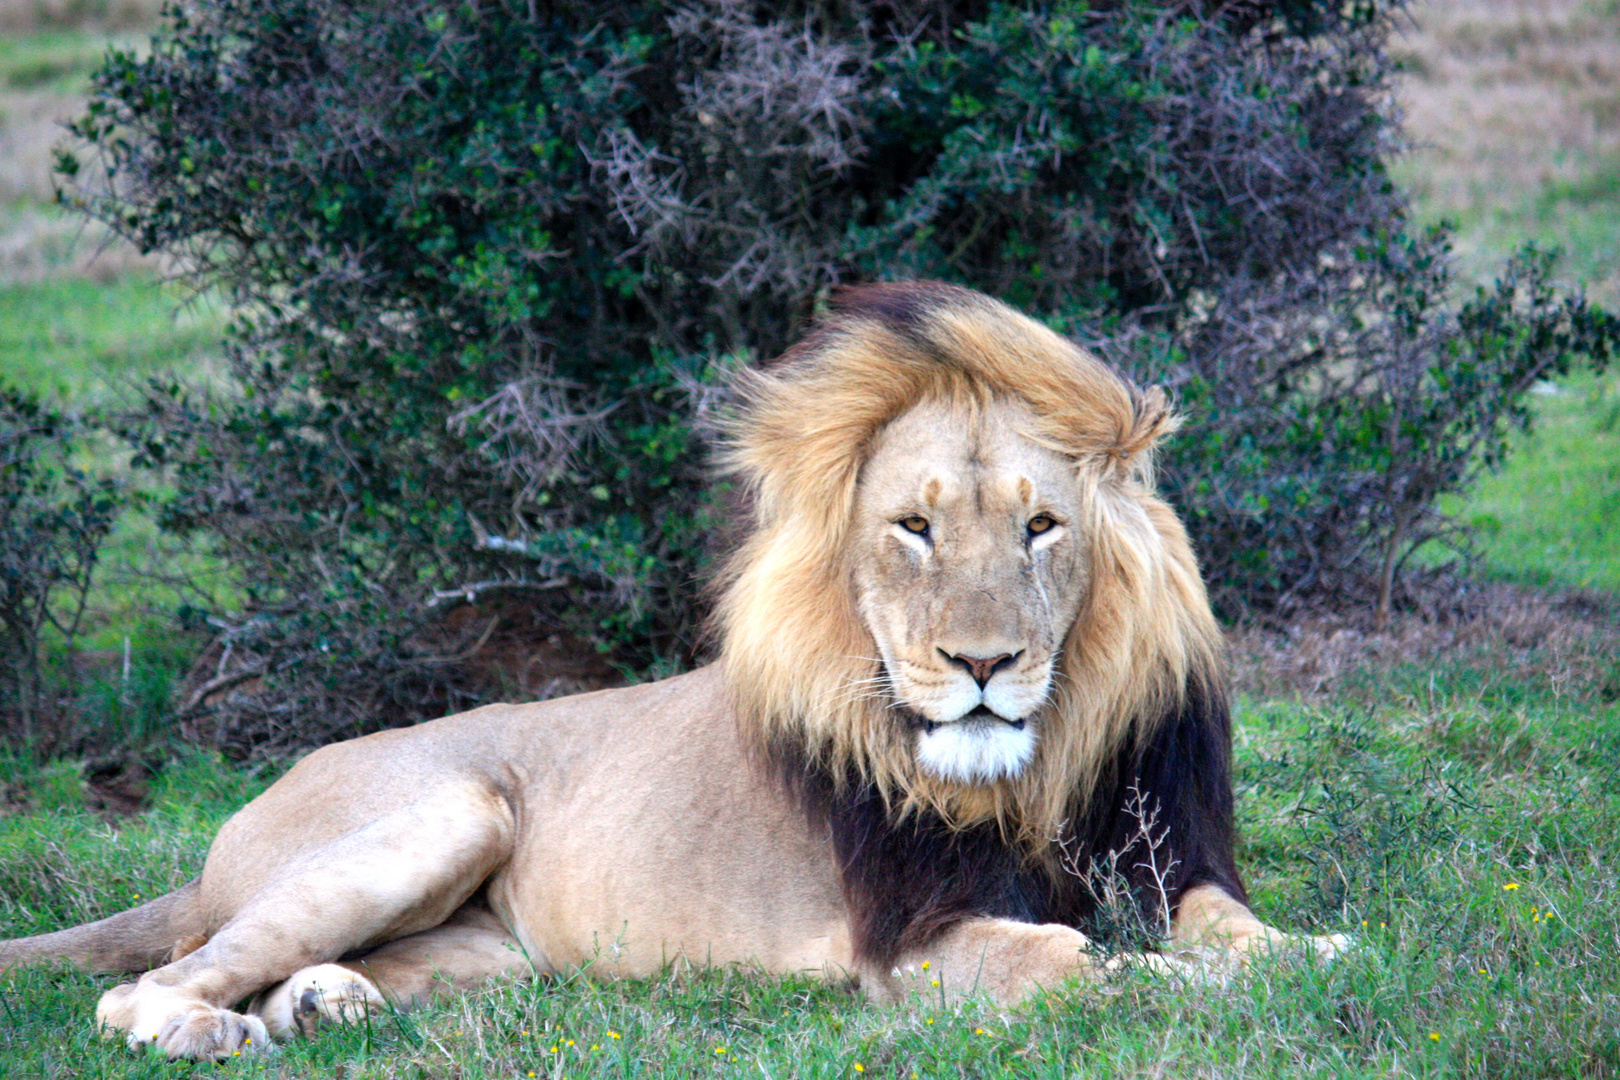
<box><xmin>4</xmin><ymin>0</ymin><xmax>1610</xmax><ymax>755</ymax></box>
<box><xmin>1</xmin><ymin>0</ymin><xmax>1618</xmax><ymax>1076</ymax></box>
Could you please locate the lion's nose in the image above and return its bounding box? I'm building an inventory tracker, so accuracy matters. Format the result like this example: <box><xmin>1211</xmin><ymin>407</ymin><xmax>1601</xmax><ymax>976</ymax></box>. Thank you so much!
<box><xmin>939</xmin><ymin>649</ymin><xmax>1021</xmax><ymax>689</ymax></box>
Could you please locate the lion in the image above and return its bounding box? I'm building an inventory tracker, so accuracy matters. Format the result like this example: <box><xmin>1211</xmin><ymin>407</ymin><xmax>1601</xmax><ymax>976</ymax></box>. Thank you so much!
<box><xmin>0</xmin><ymin>282</ymin><xmax>1343</xmax><ymax>1060</ymax></box>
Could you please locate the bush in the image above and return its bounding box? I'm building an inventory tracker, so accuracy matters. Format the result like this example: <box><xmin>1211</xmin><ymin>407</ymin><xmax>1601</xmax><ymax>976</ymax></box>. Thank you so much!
<box><xmin>0</xmin><ymin>387</ymin><xmax>121</xmax><ymax>754</ymax></box>
<box><xmin>1105</xmin><ymin>236</ymin><xmax>1617</xmax><ymax>623</ymax></box>
<box><xmin>58</xmin><ymin>0</ymin><xmax>1617</xmax><ymax>752</ymax></box>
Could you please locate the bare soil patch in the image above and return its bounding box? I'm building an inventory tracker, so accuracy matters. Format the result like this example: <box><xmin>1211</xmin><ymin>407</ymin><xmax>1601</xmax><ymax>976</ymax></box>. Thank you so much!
<box><xmin>1229</xmin><ymin>582</ymin><xmax>1619</xmax><ymax>701</ymax></box>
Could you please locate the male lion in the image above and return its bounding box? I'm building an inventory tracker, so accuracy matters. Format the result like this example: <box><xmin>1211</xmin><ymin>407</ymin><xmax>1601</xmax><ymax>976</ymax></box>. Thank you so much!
<box><xmin>0</xmin><ymin>282</ymin><xmax>1340</xmax><ymax>1060</ymax></box>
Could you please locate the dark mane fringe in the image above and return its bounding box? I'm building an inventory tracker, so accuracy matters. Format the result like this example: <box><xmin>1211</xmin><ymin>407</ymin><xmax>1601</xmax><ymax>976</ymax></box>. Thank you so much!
<box><xmin>764</xmin><ymin>672</ymin><xmax>1244</xmax><ymax>966</ymax></box>
<box><xmin>1047</xmin><ymin>667</ymin><xmax>1247</xmax><ymax>926</ymax></box>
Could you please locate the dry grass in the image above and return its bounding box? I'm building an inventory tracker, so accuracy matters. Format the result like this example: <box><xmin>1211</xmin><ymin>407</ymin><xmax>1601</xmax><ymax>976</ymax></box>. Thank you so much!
<box><xmin>0</xmin><ymin>29</ymin><xmax>159</xmax><ymax>281</ymax></box>
<box><xmin>0</xmin><ymin>0</ymin><xmax>160</xmax><ymax>32</ymax></box>
<box><xmin>0</xmin><ymin>199</ymin><xmax>153</xmax><ymax>284</ymax></box>
<box><xmin>1393</xmin><ymin>0</ymin><xmax>1620</xmax><ymax>304</ymax></box>
<box><xmin>0</xmin><ymin>90</ymin><xmax>77</xmax><ymax>205</ymax></box>
<box><xmin>0</xmin><ymin>9</ymin><xmax>159</xmax><ymax>284</ymax></box>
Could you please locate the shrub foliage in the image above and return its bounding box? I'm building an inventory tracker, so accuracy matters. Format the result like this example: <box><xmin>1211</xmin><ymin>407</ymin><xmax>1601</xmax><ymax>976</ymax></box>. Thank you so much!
<box><xmin>0</xmin><ymin>388</ymin><xmax>120</xmax><ymax>752</ymax></box>
<box><xmin>54</xmin><ymin>0</ymin><xmax>1616</xmax><ymax>751</ymax></box>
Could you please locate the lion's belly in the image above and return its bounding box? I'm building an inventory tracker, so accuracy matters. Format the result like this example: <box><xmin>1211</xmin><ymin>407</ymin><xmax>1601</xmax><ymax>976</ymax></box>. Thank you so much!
<box><xmin>487</xmin><ymin>667</ymin><xmax>855</xmax><ymax>980</ymax></box>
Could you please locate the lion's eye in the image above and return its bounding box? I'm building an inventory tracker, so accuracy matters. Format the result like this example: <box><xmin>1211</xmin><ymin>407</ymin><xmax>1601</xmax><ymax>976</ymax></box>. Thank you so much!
<box><xmin>1027</xmin><ymin>514</ymin><xmax>1057</xmax><ymax>537</ymax></box>
<box><xmin>899</xmin><ymin>515</ymin><xmax>930</xmax><ymax>536</ymax></box>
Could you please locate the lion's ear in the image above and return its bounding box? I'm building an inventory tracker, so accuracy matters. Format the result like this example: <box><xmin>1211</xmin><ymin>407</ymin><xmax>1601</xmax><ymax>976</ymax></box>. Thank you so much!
<box><xmin>1106</xmin><ymin>385</ymin><xmax>1180</xmax><ymax>480</ymax></box>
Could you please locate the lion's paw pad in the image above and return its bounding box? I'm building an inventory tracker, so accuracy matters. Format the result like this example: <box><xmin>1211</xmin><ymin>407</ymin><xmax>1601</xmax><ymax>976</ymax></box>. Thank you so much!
<box><xmin>285</xmin><ymin>964</ymin><xmax>385</xmax><ymax>1036</ymax></box>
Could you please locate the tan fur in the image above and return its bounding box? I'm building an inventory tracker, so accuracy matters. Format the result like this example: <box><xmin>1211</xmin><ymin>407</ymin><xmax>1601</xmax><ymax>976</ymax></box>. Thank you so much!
<box><xmin>0</xmin><ymin>284</ymin><xmax>1338</xmax><ymax>1062</ymax></box>
<box><xmin>716</xmin><ymin>288</ymin><xmax>1222</xmax><ymax>845</ymax></box>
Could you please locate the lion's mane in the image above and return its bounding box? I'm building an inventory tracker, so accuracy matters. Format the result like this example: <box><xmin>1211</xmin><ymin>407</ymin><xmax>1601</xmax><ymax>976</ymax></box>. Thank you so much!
<box><xmin>714</xmin><ymin>283</ymin><xmax>1242</xmax><ymax>963</ymax></box>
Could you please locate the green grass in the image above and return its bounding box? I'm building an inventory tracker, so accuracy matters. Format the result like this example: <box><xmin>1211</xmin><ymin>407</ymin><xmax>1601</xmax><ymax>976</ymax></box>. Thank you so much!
<box><xmin>1444</xmin><ymin>372</ymin><xmax>1620</xmax><ymax>592</ymax></box>
<box><xmin>0</xmin><ymin>29</ymin><xmax>129</xmax><ymax>93</ymax></box>
<box><xmin>2</xmin><ymin>646</ymin><xmax>1618</xmax><ymax>1078</ymax></box>
<box><xmin>0</xmin><ymin>255</ymin><xmax>232</xmax><ymax>653</ymax></box>
<box><xmin>1393</xmin><ymin>147</ymin><xmax>1620</xmax><ymax>313</ymax></box>
<box><xmin>0</xmin><ymin>273</ymin><xmax>225</xmax><ymax>406</ymax></box>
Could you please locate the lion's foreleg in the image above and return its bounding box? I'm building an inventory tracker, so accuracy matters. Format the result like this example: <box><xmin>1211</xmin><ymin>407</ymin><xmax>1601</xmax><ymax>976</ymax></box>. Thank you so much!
<box><xmin>874</xmin><ymin>917</ymin><xmax>1183</xmax><ymax>1005</ymax></box>
<box><xmin>96</xmin><ymin>787</ymin><xmax>514</xmax><ymax>1060</ymax></box>
<box><xmin>1170</xmin><ymin>883</ymin><xmax>1349</xmax><ymax>963</ymax></box>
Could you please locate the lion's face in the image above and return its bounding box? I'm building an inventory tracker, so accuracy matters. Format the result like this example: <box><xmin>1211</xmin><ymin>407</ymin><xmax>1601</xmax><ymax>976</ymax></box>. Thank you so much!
<box><xmin>852</xmin><ymin>397</ymin><xmax>1089</xmax><ymax>785</ymax></box>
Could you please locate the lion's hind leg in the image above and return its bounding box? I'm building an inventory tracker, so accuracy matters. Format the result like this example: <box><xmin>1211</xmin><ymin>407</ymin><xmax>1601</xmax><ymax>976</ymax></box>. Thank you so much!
<box><xmin>257</xmin><ymin>963</ymin><xmax>388</xmax><ymax>1039</ymax></box>
<box><xmin>96</xmin><ymin>784</ymin><xmax>514</xmax><ymax>1060</ymax></box>
<box><xmin>255</xmin><ymin>899</ymin><xmax>535</xmax><ymax>1039</ymax></box>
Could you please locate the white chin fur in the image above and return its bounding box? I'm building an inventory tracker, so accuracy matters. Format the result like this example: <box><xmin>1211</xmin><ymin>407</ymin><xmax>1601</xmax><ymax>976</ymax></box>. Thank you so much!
<box><xmin>915</xmin><ymin>720</ymin><xmax>1036</xmax><ymax>784</ymax></box>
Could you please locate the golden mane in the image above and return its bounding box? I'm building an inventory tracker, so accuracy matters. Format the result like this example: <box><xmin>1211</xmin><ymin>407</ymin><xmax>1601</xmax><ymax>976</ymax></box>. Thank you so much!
<box><xmin>715</xmin><ymin>282</ymin><xmax>1224</xmax><ymax>849</ymax></box>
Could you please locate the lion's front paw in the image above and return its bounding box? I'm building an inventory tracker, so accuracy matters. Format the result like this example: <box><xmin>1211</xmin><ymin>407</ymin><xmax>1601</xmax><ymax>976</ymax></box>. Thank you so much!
<box><xmin>1297</xmin><ymin>931</ymin><xmax>1353</xmax><ymax>961</ymax></box>
<box><xmin>97</xmin><ymin>982</ymin><xmax>268</xmax><ymax>1060</ymax></box>
<box><xmin>1214</xmin><ymin>927</ymin><xmax>1353</xmax><ymax>966</ymax></box>
<box><xmin>259</xmin><ymin>963</ymin><xmax>386</xmax><ymax>1039</ymax></box>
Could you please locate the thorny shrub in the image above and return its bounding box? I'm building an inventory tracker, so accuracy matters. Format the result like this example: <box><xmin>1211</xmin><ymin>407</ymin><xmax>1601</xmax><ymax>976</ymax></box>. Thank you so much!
<box><xmin>0</xmin><ymin>387</ymin><xmax>120</xmax><ymax>754</ymax></box>
<box><xmin>51</xmin><ymin>0</ymin><xmax>1618</xmax><ymax>753</ymax></box>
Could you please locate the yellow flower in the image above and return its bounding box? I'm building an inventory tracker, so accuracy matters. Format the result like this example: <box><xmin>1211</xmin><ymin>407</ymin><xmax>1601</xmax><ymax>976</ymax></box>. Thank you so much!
<box><xmin>715</xmin><ymin>1047</ymin><xmax>728</xmax><ymax>1055</ymax></box>
<box><xmin>528</xmin><ymin>1073</ymin><xmax>536</xmax><ymax>1078</ymax></box>
<box><xmin>591</xmin><ymin>1044</ymin><xmax>600</xmax><ymax>1051</ymax></box>
<box><xmin>521</xmin><ymin>1030</ymin><xmax>529</xmax><ymax>1036</ymax></box>
<box><xmin>1544</xmin><ymin>912</ymin><xmax>1557</xmax><ymax>921</ymax></box>
<box><xmin>1429</xmin><ymin>1033</ymin><xmax>1440</xmax><ymax>1042</ymax></box>
<box><xmin>550</xmin><ymin>1046</ymin><xmax>558</xmax><ymax>1053</ymax></box>
<box><xmin>566</xmin><ymin>1039</ymin><xmax>575</xmax><ymax>1047</ymax></box>
<box><xmin>853</xmin><ymin>1065</ymin><xmax>865</xmax><ymax>1074</ymax></box>
<box><xmin>1503</xmin><ymin>883</ymin><xmax>1520</xmax><ymax>891</ymax></box>
<box><xmin>1361</xmin><ymin>920</ymin><xmax>1368</xmax><ymax>927</ymax></box>
<box><xmin>931</xmin><ymin>979</ymin><xmax>940</xmax><ymax>987</ymax></box>
<box><xmin>921</xmin><ymin>961</ymin><xmax>930</xmax><ymax>970</ymax></box>
<box><xmin>1478</xmin><ymin>968</ymin><xmax>1486</xmax><ymax>974</ymax></box>
<box><xmin>608</xmin><ymin>1031</ymin><xmax>622</xmax><ymax>1039</ymax></box>
<box><xmin>926</xmin><ymin>1018</ymin><xmax>934</xmax><ymax>1026</ymax></box>
<box><xmin>975</xmin><ymin>1028</ymin><xmax>986</xmax><ymax>1035</ymax></box>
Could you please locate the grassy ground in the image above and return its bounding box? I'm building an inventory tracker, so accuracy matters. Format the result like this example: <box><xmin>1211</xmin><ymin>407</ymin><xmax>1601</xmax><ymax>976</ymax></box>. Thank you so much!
<box><xmin>1392</xmin><ymin>0</ymin><xmax>1620</xmax><ymax>309</ymax></box>
<box><xmin>1392</xmin><ymin>0</ymin><xmax>1620</xmax><ymax>594</ymax></box>
<box><xmin>2</xmin><ymin>641</ymin><xmax>1617</xmax><ymax>1078</ymax></box>
<box><xmin>1446</xmin><ymin>371</ymin><xmax>1620</xmax><ymax>593</ymax></box>
<box><xmin>0</xmin><ymin>275</ymin><xmax>224</xmax><ymax>404</ymax></box>
<box><xmin>0</xmin><ymin>2</ymin><xmax>229</xmax><ymax>653</ymax></box>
